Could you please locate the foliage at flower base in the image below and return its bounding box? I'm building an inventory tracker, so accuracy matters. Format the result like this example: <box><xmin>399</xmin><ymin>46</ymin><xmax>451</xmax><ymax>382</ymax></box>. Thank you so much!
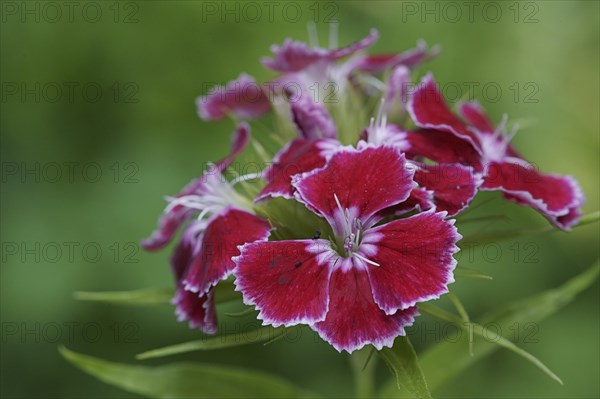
<box><xmin>65</xmin><ymin>28</ymin><xmax>597</xmax><ymax>398</ymax></box>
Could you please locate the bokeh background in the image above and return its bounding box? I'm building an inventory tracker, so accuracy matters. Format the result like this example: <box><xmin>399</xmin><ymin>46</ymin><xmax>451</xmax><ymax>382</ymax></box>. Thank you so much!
<box><xmin>1</xmin><ymin>1</ymin><xmax>598</xmax><ymax>398</ymax></box>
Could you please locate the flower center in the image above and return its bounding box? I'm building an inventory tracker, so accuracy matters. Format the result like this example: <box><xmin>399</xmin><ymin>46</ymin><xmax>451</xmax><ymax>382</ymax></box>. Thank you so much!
<box><xmin>331</xmin><ymin>194</ymin><xmax>380</xmax><ymax>267</ymax></box>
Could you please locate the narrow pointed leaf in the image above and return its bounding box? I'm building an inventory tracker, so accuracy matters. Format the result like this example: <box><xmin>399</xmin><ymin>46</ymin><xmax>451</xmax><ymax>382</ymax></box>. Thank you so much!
<box><xmin>379</xmin><ymin>337</ymin><xmax>432</xmax><ymax>399</ymax></box>
<box><xmin>419</xmin><ymin>303</ymin><xmax>562</xmax><ymax>385</ymax></box>
<box><xmin>73</xmin><ymin>281</ymin><xmax>240</xmax><ymax>307</ymax></box>
<box><xmin>61</xmin><ymin>347</ymin><xmax>316</xmax><ymax>399</ymax></box>
<box><xmin>136</xmin><ymin>326</ymin><xmax>286</xmax><ymax>360</ymax></box>
<box><xmin>74</xmin><ymin>288</ymin><xmax>173</xmax><ymax>305</ymax></box>
<box><xmin>463</xmin><ymin>211</ymin><xmax>598</xmax><ymax>243</ymax></box>
<box><xmin>379</xmin><ymin>261</ymin><xmax>599</xmax><ymax>398</ymax></box>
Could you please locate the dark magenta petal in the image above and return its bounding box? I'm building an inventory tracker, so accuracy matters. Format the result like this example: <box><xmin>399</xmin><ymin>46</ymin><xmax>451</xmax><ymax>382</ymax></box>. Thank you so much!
<box><xmin>458</xmin><ymin>101</ymin><xmax>495</xmax><ymax>133</ymax></box>
<box><xmin>381</xmin><ymin>187</ymin><xmax>434</xmax><ymax>217</ymax></box>
<box><xmin>408</xmin><ymin>74</ymin><xmax>481</xmax><ymax>150</ymax></box>
<box><xmin>141</xmin><ymin>206</ymin><xmax>194</xmax><ymax>251</ymax></box>
<box><xmin>367</xmin><ymin>211</ymin><xmax>460</xmax><ymax>314</ymax></box>
<box><xmin>170</xmin><ymin>219</ymin><xmax>205</xmax><ymax>279</ymax></box>
<box><xmin>482</xmin><ymin>161</ymin><xmax>584</xmax><ymax>230</ymax></box>
<box><xmin>351</xmin><ymin>40</ymin><xmax>439</xmax><ymax>73</ymax></box>
<box><xmin>294</xmin><ymin>146</ymin><xmax>416</xmax><ymax>225</ymax></box>
<box><xmin>141</xmin><ymin>124</ymin><xmax>251</xmax><ymax>250</ymax></box>
<box><xmin>414</xmin><ymin>163</ymin><xmax>482</xmax><ymax>216</ymax></box>
<box><xmin>256</xmin><ymin>139</ymin><xmax>335</xmax><ymax>202</ymax></box>
<box><xmin>168</xmin><ymin>221</ymin><xmax>217</xmax><ymax>334</ymax></box>
<box><xmin>234</xmin><ymin>240</ymin><xmax>334</xmax><ymax>326</ymax></box>
<box><xmin>197</xmin><ymin>74</ymin><xmax>271</xmax><ymax>121</ymax></box>
<box><xmin>291</xmin><ymin>95</ymin><xmax>338</xmax><ymax>140</ymax></box>
<box><xmin>384</xmin><ymin>65</ymin><xmax>411</xmax><ymax>114</ymax></box>
<box><xmin>262</xmin><ymin>29</ymin><xmax>378</xmax><ymax>73</ymax></box>
<box><xmin>329</xmin><ymin>28</ymin><xmax>379</xmax><ymax>59</ymax></box>
<box><xmin>406</xmin><ymin>130</ymin><xmax>482</xmax><ymax>171</ymax></box>
<box><xmin>311</xmin><ymin>267</ymin><xmax>418</xmax><ymax>353</ymax></box>
<box><xmin>184</xmin><ymin>208</ymin><xmax>271</xmax><ymax>294</ymax></box>
<box><xmin>214</xmin><ymin>122</ymin><xmax>251</xmax><ymax>170</ymax></box>
<box><xmin>173</xmin><ymin>288</ymin><xmax>218</xmax><ymax>334</ymax></box>
<box><xmin>261</xmin><ymin>39</ymin><xmax>329</xmax><ymax>72</ymax></box>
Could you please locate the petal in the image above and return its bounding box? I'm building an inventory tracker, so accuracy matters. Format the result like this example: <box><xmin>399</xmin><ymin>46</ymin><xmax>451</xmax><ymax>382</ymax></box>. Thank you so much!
<box><xmin>385</xmin><ymin>187</ymin><xmax>435</xmax><ymax>217</ymax></box>
<box><xmin>351</xmin><ymin>40</ymin><xmax>440</xmax><ymax>73</ymax></box>
<box><xmin>173</xmin><ymin>288</ymin><xmax>218</xmax><ymax>334</ymax></box>
<box><xmin>256</xmin><ymin>139</ymin><xmax>335</xmax><ymax>202</ymax></box>
<box><xmin>291</xmin><ymin>94</ymin><xmax>338</xmax><ymax>140</ymax></box>
<box><xmin>458</xmin><ymin>101</ymin><xmax>495</xmax><ymax>133</ymax></box>
<box><xmin>329</xmin><ymin>28</ymin><xmax>379</xmax><ymax>59</ymax></box>
<box><xmin>365</xmin><ymin>212</ymin><xmax>459</xmax><ymax>314</ymax></box>
<box><xmin>261</xmin><ymin>38</ymin><xmax>330</xmax><ymax>72</ymax></box>
<box><xmin>405</xmin><ymin>129</ymin><xmax>482</xmax><ymax>171</ymax></box>
<box><xmin>414</xmin><ymin>163</ymin><xmax>482</xmax><ymax>216</ymax></box>
<box><xmin>311</xmin><ymin>267</ymin><xmax>418</xmax><ymax>353</ymax></box>
<box><xmin>168</xmin><ymin>221</ymin><xmax>217</xmax><ymax>334</ymax></box>
<box><xmin>141</xmin><ymin>206</ymin><xmax>194</xmax><ymax>250</ymax></box>
<box><xmin>294</xmin><ymin>145</ymin><xmax>416</xmax><ymax>226</ymax></box>
<box><xmin>214</xmin><ymin>122</ymin><xmax>251</xmax><ymax>170</ymax></box>
<box><xmin>234</xmin><ymin>240</ymin><xmax>335</xmax><ymax>326</ymax></box>
<box><xmin>184</xmin><ymin>208</ymin><xmax>271</xmax><ymax>294</ymax></box>
<box><xmin>384</xmin><ymin>65</ymin><xmax>411</xmax><ymax>114</ymax></box>
<box><xmin>407</xmin><ymin>73</ymin><xmax>481</xmax><ymax>150</ymax></box>
<box><xmin>482</xmin><ymin>160</ymin><xmax>585</xmax><ymax>230</ymax></box>
<box><xmin>262</xmin><ymin>29</ymin><xmax>378</xmax><ymax>73</ymax></box>
<box><xmin>196</xmin><ymin>73</ymin><xmax>271</xmax><ymax>121</ymax></box>
<box><xmin>170</xmin><ymin>219</ymin><xmax>205</xmax><ymax>279</ymax></box>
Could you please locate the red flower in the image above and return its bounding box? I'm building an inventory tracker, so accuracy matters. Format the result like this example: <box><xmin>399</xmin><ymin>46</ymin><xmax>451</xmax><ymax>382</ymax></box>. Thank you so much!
<box><xmin>235</xmin><ymin>146</ymin><xmax>460</xmax><ymax>353</ymax></box>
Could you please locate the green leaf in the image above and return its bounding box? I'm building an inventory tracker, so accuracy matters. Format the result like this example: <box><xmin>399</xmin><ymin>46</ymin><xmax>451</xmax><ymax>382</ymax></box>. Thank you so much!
<box><xmin>419</xmin><ymin>303</ymin><xmax>563</xmax><ymax>385</ymax></box>
<box><xmin>446</xmin><ymin>292</ymin><xmax>474</xmax><ymax>356</ymax></box>
<box><xmin>60</xmin><ymin>346</ymin><xmax>317</xmax><ymax>399</ymax></box>
<box><xmin>74</xmin><ymin>288</ymin><xmax>173</xmax><ymax>305</ymax></box>
<box><xmin>73</xmin><ymin>280</ymin><xmax>241</xmax><ymax>307</ymax></box>
<box><xmin>350</xmin><ymin>347</ymin><xmax>377</xmax><ymax>399</ymax></box>
<box><xmin>462</xmin><ymin>211</ymin><xmax>599</xmax><ymax>244</ymax></box>
<box><xmin>379</xmin><ymin>337</ymin><xmax>432</xmax><ymax>399</ymax></box>
<box><xmin>379</xmin><ymin>261</ymin><xmax>599</xmax><ymax>398</ymax></box>
<box><xmin>136</xmin><ymin>326</ymin><xmax>287</xmax><ymax>360</ymax></box>
<box><xmin>577</xmin><ymin>210</ymin><xmax>600</xmax><ymax>226</ymax></box>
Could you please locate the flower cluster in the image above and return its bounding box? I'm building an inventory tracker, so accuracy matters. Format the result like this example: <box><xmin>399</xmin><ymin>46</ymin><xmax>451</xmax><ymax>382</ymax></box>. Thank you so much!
<box><xmin>143</xmin><ymin>29</ymin><xmax>584</xmax><ymax>353</ymax></box>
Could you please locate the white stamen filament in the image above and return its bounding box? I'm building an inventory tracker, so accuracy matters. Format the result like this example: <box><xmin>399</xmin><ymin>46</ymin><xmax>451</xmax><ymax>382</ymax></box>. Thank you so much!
<box><xmin>332</xmin><ymin>193</ymin><xmax>378</xmax><ymax>267</ymax></box>
<box><xmin>162</xmin><ymin>171</ymin><xmax>253</xmax><ymax>222</ymax></box>
<box><xmin>229</xmin><ymin>172</ymin><xmax>263</xmax><ymax>186</ymax></box>
<box><xmin>492</xmin><ymin>114</ymin><xmax>509</xmax><ymax>139</ymax></box>
<box><xmin>367</xmin><ymin>99</ymin><xmax>391</xmax><ymax>146</ymax></box>
<box><xmin>357</xmin><ymin>74</ymin><xmax>386</xmax><ymax>91</ymax></box>
<box><xmin>329</xmin><ymin>22</ymin><xmax>338</xmax><ymax>49</ymax></box>
<box><xmin>307</xmin><ymin>21</ymin><xmax>319</xmax><ymax>48</ymax></box>
<box><xmin>354</xmin><ymin>252</ymin><xmax>381</xmax><ymax>267</ymax></box>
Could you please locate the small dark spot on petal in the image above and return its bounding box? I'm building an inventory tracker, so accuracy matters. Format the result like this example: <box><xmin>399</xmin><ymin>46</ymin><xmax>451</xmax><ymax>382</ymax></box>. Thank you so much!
<box><xmin>278</xmin><ymin>273</ymin><xmax>292</xmax><ymax>285</ymax></box>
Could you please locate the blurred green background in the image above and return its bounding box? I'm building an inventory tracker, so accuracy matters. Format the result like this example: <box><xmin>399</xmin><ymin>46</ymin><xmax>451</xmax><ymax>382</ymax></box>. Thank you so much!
<box><xmin>1</xmin><ymin>1</ymin><xmax>598</xmax><ymax>398</ymax></box>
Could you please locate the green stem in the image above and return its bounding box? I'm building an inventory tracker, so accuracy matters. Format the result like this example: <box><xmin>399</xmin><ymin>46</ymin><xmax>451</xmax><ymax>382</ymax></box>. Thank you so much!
<box><xmin>349</xmin><ymin>347</ymin><xmax>377</xmax><ymax>399</ymax></box>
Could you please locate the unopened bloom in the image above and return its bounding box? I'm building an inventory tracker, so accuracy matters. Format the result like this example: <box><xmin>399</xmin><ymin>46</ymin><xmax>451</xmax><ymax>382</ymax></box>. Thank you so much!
<box><xmin>235</xmin><ymin>146</ymin><xmax>460</xmax><ymax>353</ymax></box>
